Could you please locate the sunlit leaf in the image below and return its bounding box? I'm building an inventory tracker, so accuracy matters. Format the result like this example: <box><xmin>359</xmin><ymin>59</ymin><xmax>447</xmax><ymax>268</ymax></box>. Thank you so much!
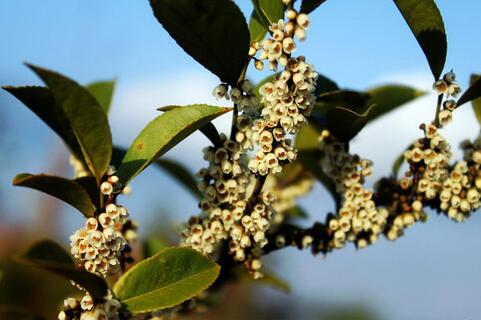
<box><xmin>249</xmin><ymin>10</ymin><xmax>267</xmax><ymax>43</ymax></box>
<box><xmin>113</xmin><ymin>247</ymin><xmax>220</xmax><ymax>314</ymax></box>
<box><xmin>16</xmin><ymin>240</ymin><xmax>107</xmax><ymax>300</ymax></box>
<box><xmin>27</xmin><ymin>64</ymin><xmax>112</xmax><ymax>182</ymax></box>
<box><xmin>85</xmin><ymin>80</ymin><xmax>116</xmax><ymax>114</ymax></box>
<box><xmin>117</xmin><ymin>105</ymin><xmax>231</xmax><ymax>186</ymax></box>
<box><xmin>252</xmin><ymin>0</ymin><xmax>285</xmax><ymax>28</ymax></box>
<box><xmin>13</xmin><ymin>174</ymin><xmax>96</xmax><ymax>217</ymax></box>
<box><xmin>393</xmin><ymin>0</ymin><xmax>447</xmax><ymax>79</ymax></box>
<box><xmin>150</xmin><ymin>0</ymin><xmax>249</xmax><ymax>85</ymax></box>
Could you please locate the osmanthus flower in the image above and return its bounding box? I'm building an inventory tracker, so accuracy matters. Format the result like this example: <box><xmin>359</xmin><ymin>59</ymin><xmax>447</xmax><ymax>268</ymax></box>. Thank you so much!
<box><xmin>58</xmin><ymin>291</ymin><xmax>122</xmax><ymax>320</ymax></box>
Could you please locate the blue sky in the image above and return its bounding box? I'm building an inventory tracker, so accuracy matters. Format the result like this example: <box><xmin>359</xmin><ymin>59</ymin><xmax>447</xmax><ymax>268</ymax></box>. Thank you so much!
<box><xmin>1</xmin><ymin>1</ymin><xmax>481</xmax><ymax>319</ymax></box>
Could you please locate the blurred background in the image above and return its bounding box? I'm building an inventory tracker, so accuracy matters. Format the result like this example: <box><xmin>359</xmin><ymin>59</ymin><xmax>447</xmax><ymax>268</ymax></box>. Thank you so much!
<box><xmin>1</xmin><ymin>1</ymin><xmax>481</xmax><ymax>319</ymax></box>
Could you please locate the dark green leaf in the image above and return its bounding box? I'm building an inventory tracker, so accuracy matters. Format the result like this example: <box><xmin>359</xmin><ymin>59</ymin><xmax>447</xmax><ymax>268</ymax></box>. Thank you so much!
<box><xmin>73</xmin><ymin>176</ymin><xmax>101</xmax><ymax>209</ymax></box>
<box><xmin>314</xmin><ymin>74</ymin><xmax>339</xmax><ymax>96</ymax></box>
<box><xmin>365</xmin><ymin>84</ymin><xmax>426</xmax><ymax>122</ymax></box>
<box><xmin>286</xmin><ymin>206</ymin><xmax>308</xmax><ymax>219</ymax></box>
<box><xmin>117</xmin><ymin>105</ymin><xmax>231</xmax><ymax>186</ymax></box>
<box><xmin>113</xmin><ymin>247</ymin><xmax>220</xmax><ymax>314</ymax></box>
<box><xmin>458</xmin><ymin>74</ymin><xmax>481</xmax><ymax>108</ymax></box>
<box><xmin>85</xmin><ymin>80</ymin><xmax>116</xmax><ymax>114</ymax></box>
<box><xmin>252</xmin><ymin>0</ymin><xmax>285</xmax><ymax>28</ymax></box>
<box><xmin>13</xmin><ymin>174</ymin><xmax>96</xmax><ymax>217</ymax></box>
<box><xmin>394</xmin><ymin>0</ymin><xmax>447</xmax><ymax>79</ymax></box>
<box><xmin>469</xmin><ymin>75</ymin><xmax>481</xmax><ymax>125</ymax></box>
<box><xmin>150</xmin><ymin>0</ymin><xmax>249</xmax><ymax>85</ymax></box>
<box><xmin>16</xmin><ymin>240</ymin><xmax>108</xmax><ymax>300</ymax></box>
<box><xmin>1</xmin><ymin>86</ymin><xmax>84</xmax><ymax>162</ymax></box>
<box><xmin>27</xmin><ymin>64</ymin><xmax>112</xmax><ymax>182</ymax></box>
<box><xmin>249</xmin><ymin>10</ymin><xmax>267</xmax><ymax>43</ymax></box>
<box><xmin>301</xmin><ymin>0</ymin><xmax>328</xmax><ymax>14</ymax></box>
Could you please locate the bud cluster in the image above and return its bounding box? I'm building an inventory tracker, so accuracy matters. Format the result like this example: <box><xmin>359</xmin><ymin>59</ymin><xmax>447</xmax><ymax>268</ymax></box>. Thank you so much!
<box><xmin>58</xmin><ymin>291</ymin><xmax>121</xmax><ymax>320</ymax></box>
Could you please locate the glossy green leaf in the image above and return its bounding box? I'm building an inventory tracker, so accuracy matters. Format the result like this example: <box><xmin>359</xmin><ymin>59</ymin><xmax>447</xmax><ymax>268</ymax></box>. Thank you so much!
<box><xmin>27</xmin><ymin>64</ymin><xmax>112</xmax><ymax>182</ymax></box>
<box><xmin>85</xmin><ymin>80</ymin><xmax>116</xmax><ymax>114</ymax></box>
<box><xmin>150</xmin><ymin>0</ymin><xmax>249</xmax><ymax>85</ymax></box>
<box><xmin>252</xmin><ymin>0</ymin><xmax>285</xmax><ymax>28</ymax></box>
<box><xmin>314</xmin><ymin>74</ymin><xmax>339</xmax><ymax>96</ymax></box>
<box><xmin>249</xmin><ymin>10</ymin><xmax>267</xmax><ymax>43</ymax></box>
<box><xmin>157</xmin><ymin>105</ymin><xmax>223</xmax><ymax>147</ymax></box>
<box><xmin>143</xmin><ymin>238</ymin><xmax>171</xmax><ymax>258</ymax></box>
<box><xmin>117</xmin><ymin>105</ymin><xmax>231</xmax><ymax>186</ymax></box>
<box><xmin>301</xmin><ymin>0</ymin><xmax>328</xmax><ymax>14</ymax></box>
<box><xmin>113</xmin><ymin>247</ymin><xmax>220</xmax><ymax>314</ymax></box>
<box><xmin>2</xmin><ymin>86</ymin><xmax>84</xmax><ymax>162</ymax></box>
<box><xmin>13</xmin><ymin>174</ymin><xmax>96</xmax><ymax>217</ymax></box>
<box><xmin>365</xmin><ymin>84</ymin><xmax>426</xmax><ymax>122</ymax></box>
<box><xmin>394</xmin><ymin>0</ymin><xmax>447</xmax><ymax>79</ymax></box>
<box><xmin>458</xmin><ymin>74</ymin><xmax>481</xmax><ymax>108</ymax></box>
<box><xmin>16</xmin><ymin>240</ymin><xmax>108</xmax><ymax>300</ymax></box>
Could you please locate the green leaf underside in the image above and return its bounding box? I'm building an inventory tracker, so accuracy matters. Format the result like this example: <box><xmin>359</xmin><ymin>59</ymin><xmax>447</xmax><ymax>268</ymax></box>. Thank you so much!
<box><xmin>27</xmin><ymin>64</ymin><xmax>112</xmax><ymax>182</ymax></box>
<box><xmin>112</xmin><ymin>147</ymin><xmax>200</xmax><ymax>198</ymax></box>
<box><xmin>252</xmin><ymin>0</ymin><xmax>285</xmax><ymax>28</ymax></box>
<box><xmin>365</xmin><ymin>84</ymin><xmax>426</xmax><ymax>122</ymax></box>
<box><xmin>150</xmin><ymin>0</ymin><xmax>249</xmax><ymax>85</ymax></box>
<box><xmin>13</xmin><ymin>174</ymin><xmax>96</xmax><ymax>217</ymax></box>
<box><xmin>249</xmin><ymin>10</ymin><xmax>267</xmax><ymax>43</ymax></box>
<box><xmin>85</xmin><ymin>80</ymin><xmax>116</xmax><ymax>114</ymax></box>
<box><xmin>457</xmin><ymin>74</ymin><xmax>481</xmax><ymax>108</ymax></box>
<box><xmin>113</xmin><ymin>247</ymin><xmax>220</xmax><ymax>314</ymax></box>
<box><xmin>117</xmin><ymin>105</ymin><xmax>231</xmax><ymax>186</ymax></box>
<box><xmin>301</xmin><ymin>0</ymin><xmax>328</xmax><ymax>14</ymax></box>
<box><xmin>16</xmin><ymin>240</ymin><xmax>107</xmax><ymax>300</ymax></box>
<box><xmin>394</xmin><ymin>0</ymin><xmax>447</xmax><ymax>80</ymax></box>
<box><xmin>2</xmin><ymin>86</ymin><xmax>84</xmax><ymax>162</ymax></box>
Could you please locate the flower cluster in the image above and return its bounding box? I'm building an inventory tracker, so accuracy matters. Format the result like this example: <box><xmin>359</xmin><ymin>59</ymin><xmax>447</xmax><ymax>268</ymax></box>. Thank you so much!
<box><xmin>70</xmin><ymin>203</ymin><xmax>129</xmax><ymax>276</ymax></box>
<box><xmin>58</xmin><ymin>291</ymin><xmax>121</xmax><ymax>320</ymax></box>
<box><xmin>320</xmin><ymin>133</ymin><xmax>388</xmax><ymax>249</ymax></box>
<box><xmin>248</xmin><ymin>57</ymin><xmax>318</xmax><ymax>176</ymax></box>
<box><xmin>251</xmin><ymin>9</ymin><xmax>310</xmax><ymax>71</ymax></box>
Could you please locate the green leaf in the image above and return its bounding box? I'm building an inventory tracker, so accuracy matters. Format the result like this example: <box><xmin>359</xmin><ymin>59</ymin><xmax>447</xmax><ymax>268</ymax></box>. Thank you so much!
<box><xmin>286</xmin><ymin>206</ymin><xmax>308</xmax><ymax>219</ymax></box>
<box><xmin>113</xmin><ymin>247</ymin><xmax>220</xmax><ymax>314</ymax></box>
<box><xmin>13</xmin><ymin>174</ymin><xmax>96</xmax><ymax>217</ymax></box>
<box><xmin>117</xmin><ymin>105</ymin><xmax>231</xmax><ymax>186</ymax></box>
<box><xmin>365</xmin><ymin>84</ymin><xmax>426</xmax><ymax>122</ymax></box>
<box><xmin>458</xmin><ymin>74</ymin><xmax>481</xmax><ymax>108</ymax></box>
<box><xmin>235</xmin><ymin>266</ymin><xmax>290</xmax><ymax>293</ymax></box>
<box><xmin>150</xmin><ymin>0</ymin><xmax>249</xmax><ymax>85</ymax></box>
<box><xmin>249</xmin><ymin>10</ymin><xmax>267</xmax><ymax>44</ymax></box>
<box><xmin>157</xmin><ymin>106</ymin><xmax>223</xmax><ymax>147</ymax></box>
<box><xmin>314</xmin><ymin>74</ymin><xmax>339</xmax><ymax>96</ymax></box>
<box><xmin>85</xmin><ymin>80</ymin><xmax>116</xmax><ymax>114</ymax></box>
<box><xmin>2</xmin><ymin>86</ymin><xmax>84</xmax><ymax>162</ymax></box>
<box><xmin>393</xmin><ymin>0</ymin><xmax>447</xmax><ymax>80</ymax></box>
<box><xmin>301</xmin><ymin>0</ymin><xmax>328</xmax><ymax>14</ymax></box>
<box><xmin>252</xmin><ymin>0</ymin><xmax>285</xmax><ymax>28</ymax></box>
<box><xmin>296</xmin><ymin>123</ymin><xmax>322</xmax><ymax>151</ymax></box>
<box><xmin>27</xmin><ymin>64</ymin><xmax>112</xmax><ymax>182</ymax></box>
<box><xmin>74</xmin><ymin>176</ymin><xmax>101</xmax><ymax>209</ymax></box>
<box><xmin>16</xmin><ymin>240</ymin><xmax>108</xmax><ymax>300</ymax></box>
<box><xmin>143</xmin><ymin>238</ymin><xmax>171</xmax><ymax>258</ymax></box>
